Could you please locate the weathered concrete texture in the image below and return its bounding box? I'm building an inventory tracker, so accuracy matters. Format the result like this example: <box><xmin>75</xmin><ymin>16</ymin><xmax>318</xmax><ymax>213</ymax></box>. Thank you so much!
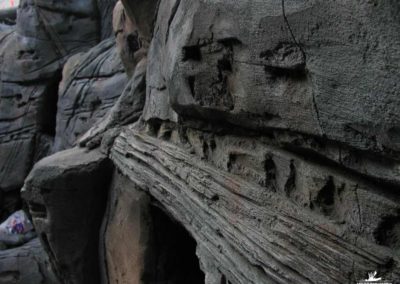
<box><xmin>78</xmin><ymin>57</ymin><xmax>147</xmax><ymax>151</ymax></box>
<box><xmin>77</xmin><ymin>1</ymin><xmax>148</xmax><ymax>150</ymax></box>
<box><xmin>128</xmin><ymin>3</ymin><xmax>400</xmax><ymax>281</ymax></box>
<box><xmin>111</xmin><ymin>126</ymin><xmax>400</xmax><ymax>283</ymax></box>
<box><xmin>0</xmin><ymin>238</ymin><xmax>60</xmax><ymax>284</ymax></box>
<box><xmin>0</xmin><ymin>0</ymin><xmax>101</xmax><ymax>218</ymax></box>
<box><xmin>22</xmin><ymin>147</ymin><xmax>113</xmax><ymax>284</ymax></box>
<box><xmin>20</xmin><ymin>0</ymin><xmax>400</xmax><ymax>283</ymax></box>
<box><xmin>148</xmin><ymin>0</ymin><xmax>400</xmax><ymax>159</ymax></box>
<box><xmin>54</xmin><ymin>38</ymin><xmax>127</xmax><ymax>152</ymax></box>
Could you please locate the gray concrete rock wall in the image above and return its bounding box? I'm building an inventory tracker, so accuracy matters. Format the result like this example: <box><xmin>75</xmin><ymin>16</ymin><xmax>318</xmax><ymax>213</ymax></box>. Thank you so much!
<box><xmin>0</xmin><ymin>0</ymin><xmax>101</xmax><ymax>218</ymax></box>
<box><xmin>16</xmin><ymin>0</ymin><xmax>400</xmax><ymax>283</ymax></box>
<box><xmin>53</xmin><ymin>38</ymin><xmax>127</xmax><ymax>152</ymax></box>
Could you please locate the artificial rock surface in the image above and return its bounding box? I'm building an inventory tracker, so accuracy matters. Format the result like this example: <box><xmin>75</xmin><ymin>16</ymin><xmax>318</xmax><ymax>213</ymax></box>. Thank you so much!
<box><xmin>22</xmin><ymin>147</ymin><xmax>113</xmax><ymax>284</ymax></box>
<box><xmin>0</xmin><ymin>238</ymin><xmax>59</xmax><ymax>284</ymax></box>
<box><xmin>54</xmin><ymin>38</ymin><xmax>127</xmax><ymax>152</ymax></box>
<box><xmin>101</xmin><ymin>170</ymin><xmax>205</xmax><ymax>284</ymax></box>
<box><xmin>11</xmin><ymin>0</ymin><xmax>400</xmax><ymax>283</ymax></box>
<box><xmin>0</xmin><ymin>0</ymin><xmax>103</xmax><ymax>219</ymax></box>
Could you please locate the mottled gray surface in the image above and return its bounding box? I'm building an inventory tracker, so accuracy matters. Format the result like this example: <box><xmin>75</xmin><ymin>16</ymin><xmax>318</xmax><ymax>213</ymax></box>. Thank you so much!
<box><xmin>0</xmin><ymin>238</ymin><xmax>59</xmax><ymax>284</ymax></box>
<box><xmin>0</xmin><ymin>0</ymin><xmax>101</xmax><ymax>219</ymax></box>
<box><xmin>53</xmin><ymin>38</ymin><xmax>127</xmax><ymax>152</ymax></box>
<box><xmin>22</xmin><ymin>147</ymin><xmax>113</xmax><ymax>284</ymax></box>
<box><xmin>113</xmin><ymin>0</ymin><xmax>400</xmax><ymax>283</ymax></box>
<box><xmin>19</xmin><ymin>0</ymin><xmax>400</xmax><ymax>283</ymax></box>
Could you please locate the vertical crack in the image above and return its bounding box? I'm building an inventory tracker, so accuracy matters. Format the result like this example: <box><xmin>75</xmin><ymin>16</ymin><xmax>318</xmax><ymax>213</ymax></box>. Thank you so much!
<box><xmin>165</xmin><ymin>0</ymin><xmax>181</xmax><ymax>43</ymax></box>
<box><xmin>354</xmin><ymin>184</ymin><xmax>363</xmax><ymax>233</ymax></box>
<box><xmin>281</xmin><ymin>1</ymin><xmax>325</xmax><ymax>136</ymax></box>
<box><xmin>311</xmin><ymin>88</ymin><xmax>324</xmax><ymax>136</ymax></box>
<box><xmin>281</xmin><ymin>0</ymin><xmax>306</xmax><ymax>59</ymax></box>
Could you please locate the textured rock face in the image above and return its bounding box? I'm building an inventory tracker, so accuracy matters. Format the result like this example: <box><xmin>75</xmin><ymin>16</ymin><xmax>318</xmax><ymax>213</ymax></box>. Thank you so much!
<box><xmin>22</xmin><ymin>147</ymin><xmax>113</xmax><ymax>284</ymax></box>
<box><xmin>0</xmin><ymin>238</ymin><xmax>59</xmax><ymax>284</ymax></box>
<box><xmin>18</xmin><ymin>0</ymin><xmax>400</xmax><ymax>284</ymax></box>
<box><xmin>114</xmin><ymin>0</ymin><xmax>400</xmax><ymax>282</ymax></box>
<box><xmin>53</xmin><ymin>38</ymin><xmax>127</xmax><ymax>151</ymax></box>
<box><xmin>0</xmin><ymin>0</ymin><xmax>101</xmax><ymax>219</ymax></box>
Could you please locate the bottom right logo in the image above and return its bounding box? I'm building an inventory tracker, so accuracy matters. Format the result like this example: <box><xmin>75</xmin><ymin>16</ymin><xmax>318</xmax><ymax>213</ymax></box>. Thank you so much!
<box><xmin>357</xmin><ymin>271</ymin><xmax>392</xmax><ymax>284</ymax></box>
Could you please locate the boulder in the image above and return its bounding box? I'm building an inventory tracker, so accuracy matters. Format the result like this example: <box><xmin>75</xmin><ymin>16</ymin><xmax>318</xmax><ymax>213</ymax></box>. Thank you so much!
<box><xmin>22</xmin><ymin>147</ymin><xmax>113</xmax><ymax>284</ymax></box>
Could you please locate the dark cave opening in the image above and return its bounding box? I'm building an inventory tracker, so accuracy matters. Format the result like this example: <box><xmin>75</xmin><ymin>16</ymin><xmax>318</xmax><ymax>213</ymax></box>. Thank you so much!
<box><xmin>145</xmin><ymin>205</ymin><xmax>205</xmax><ymax>284</ymax></box>
<box><xmin>39</xmin><ymin>73</ymin><xmax>62</xmax><ymax>137</ymax></box>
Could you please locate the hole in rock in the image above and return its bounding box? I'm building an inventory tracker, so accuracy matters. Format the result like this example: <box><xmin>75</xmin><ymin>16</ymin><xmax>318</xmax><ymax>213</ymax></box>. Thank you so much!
<box><xmin>127</xmin><ymin>32</ymin><xmax>141</xmax><ymax>54</ymax></box>
<box><xmin>183</xmin><ymin>45</ymin><xmax>202</xmax><ymax>61</ymax></box>
<box><xmin>264</xmin><ymin>154</ymin><xmax>277</xmax><ymax>191</ymax></box>
<box><xmin>374</xmin><ymin>216</ymin><xmax>400</xmax><ymax>251</ymax></box>
<box><xmin>284</xmin><ymin>161</ymin><xmax>296</xmax><ymax>197</ymax></box>
<box><xmin>315</xmin><ymin>176</ymin><xmax>335</xmax><ymax>215</ymax></box>
<box><xmin>188</xmin><ymin>76</ymin><xmax>196</xmax><ymax>96</ymax></box>
<box><xmin>145</xmin><ymin>205</ymin><xmax>205</xmax><ymax>284</ymax></box>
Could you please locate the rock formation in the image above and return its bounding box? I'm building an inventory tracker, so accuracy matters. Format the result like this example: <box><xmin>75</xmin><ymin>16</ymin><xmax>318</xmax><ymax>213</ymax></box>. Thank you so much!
<box><xmin>53</xmin><ymin>38</ymin><xmax>127</xmax><ymax>151</ymax></box>
<box><xmin>0</xmin><ymin>0</ymin><xmax>399</xmax><ymax>283</ymax></box>
<box><xmin>0</xmin><ymin>238</ymin><xmax>59</xmax><ymax>284</ymax></box>
<box><xmin>0</xmin><ymin>0</ymin><xmax>102</xmax><ymax>219</ymax></box>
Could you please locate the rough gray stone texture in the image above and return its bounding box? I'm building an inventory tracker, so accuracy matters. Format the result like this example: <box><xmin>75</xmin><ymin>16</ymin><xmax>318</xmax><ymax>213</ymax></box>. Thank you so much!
<box><xmin>0</xmin><ymin>0</ymin><xmax>101</xmax><ymax>218</ymax></box>
<box><xmin>0</xmin><ymin>238</ymin><xmax>59</xmax><ymax>284</ymax></box>
<box><xmin>22</xmin><ymin>147</ymin><xmax>113</xmax><ymax>284</ymax></box>
<box><xmin>111</xmin><ymin>126</ymin><xmax>400</xmax><ymax>283</ymax></box>
<box><xmin>77</xmin><ymin>1</ymin><xmax>148</xmax><ymax>151</ymax></box>
<box><xmin>110</xmin><ymin>0</ymin><xmax>400</xmax><ymax>283</ymax></box>
<box><xmin>20</xmin><ymin>0</ymin><xmax>400</xmax><ymax>283</ymax></box>
<box><xmin>53</xmin><ymin>38</ymin><xmax>127</xmax><ymax>152</ymax></box>
<box><xmin>78</xmin><ymin>57</ymin><xmax>146</xmax><ymax>151</ymax></box>
<box><xmin>146</xmin><ymin>0</ymin><xmax>400</xmax><ymax>164</ymax></box>
<box><xmin>97</xmin><ymin>0</ymin><xmax>119</xmax><ymax>40</ymax></box>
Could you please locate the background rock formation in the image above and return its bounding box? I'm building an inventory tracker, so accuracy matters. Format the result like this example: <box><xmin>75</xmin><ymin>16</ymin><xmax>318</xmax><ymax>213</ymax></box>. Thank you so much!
<box><xmin>0</xmin><ymin>0</ymin><xmax>397</xmax><ymax>283</ymax></box>
<box><xmin>0</xmin><ymin>238</ymin><xmax>58</xmax><ymax>284</ymax></box>
<box><xmin>22</xmin><ymin>147</ymin><xmax>113</xmax><ymax>284</ymax></box>
<box><xmin>53</xmin><ymin>38</ymin><xmax>127</xmax><ymax>151</ymax></box>
<box><xmin>0</xmin><ymin>0</ymin><xmax>100</xmax><ymax>219</ymax></box>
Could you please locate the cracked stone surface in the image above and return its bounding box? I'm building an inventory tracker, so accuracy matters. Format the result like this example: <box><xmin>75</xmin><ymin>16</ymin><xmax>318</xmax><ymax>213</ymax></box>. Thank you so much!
<box><xmin>0</xmin><ymin>0</ymin><xmax>101</xmax><ymax>219</ymax></box>
<box><xmin>53</xmin><ymin>37</ymin><xmax>127</xmax><ymax>152</ymax></box>
<box><xmin>10</xmin><ymin>0</ymin><xmax>400</xmax><ymax>283</ymax></box>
